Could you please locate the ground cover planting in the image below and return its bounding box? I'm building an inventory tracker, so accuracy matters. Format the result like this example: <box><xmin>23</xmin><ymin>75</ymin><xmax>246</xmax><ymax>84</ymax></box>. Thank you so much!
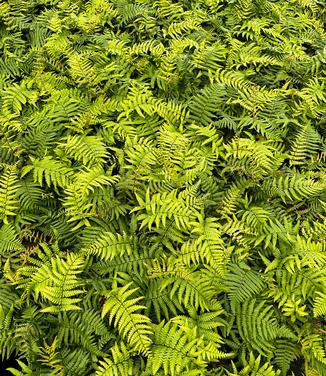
<box><xmin>0</xmin><ymin>0</ymin><xmax>325</xmax><ymax>374</ymax></box>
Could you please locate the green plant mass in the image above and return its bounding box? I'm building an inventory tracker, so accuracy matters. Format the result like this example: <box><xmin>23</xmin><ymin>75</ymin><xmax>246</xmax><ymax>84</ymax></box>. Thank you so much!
<box><xmin>0</xmin><ymin>0</ymin><xmax>326</xmax><ymax>375</ymax></box>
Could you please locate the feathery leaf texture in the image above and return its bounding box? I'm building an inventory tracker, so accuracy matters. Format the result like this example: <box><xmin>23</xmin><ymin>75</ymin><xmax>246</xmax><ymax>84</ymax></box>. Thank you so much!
<box><xmin>0</xmin><ymin>0</ymin><xmax>325</xmax><ymax>374</ymax></box>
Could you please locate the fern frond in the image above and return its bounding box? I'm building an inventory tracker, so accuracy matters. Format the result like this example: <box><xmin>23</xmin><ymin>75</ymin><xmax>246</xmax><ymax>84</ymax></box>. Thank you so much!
<box><xmin>0</xmin><ymin>166</ymin><xmax>20</xmax><ymax>223</ymax></box>
<box><xmin>16</xmin><ymin>248</ymin><xmax>85</xmax><ymax>312</ymax></box>
<box><xmin>236</xmin><ymin>299</ymin><xmax>280</xmax><ymax>357</ymax></box>
<box><xmin>147</xmin><ymin>321</ymin><xmax>205</xmax><ymax>376</ymax></box>
<box><xmin>132</xmin><ymin>189</ymin><xmax>199</xmax><ymax>231</ymax></box>
<box><xmin>189</xmin><ymin>84</ymin><xmax>226</xmax><ymax>127</ymax></box>
<box><xmin>222</xmin><ymin>138</ymin><xmax>279</xmax><ymax>178</ymax></box>
<box><xmin>102</xmin><ymin>283</ymin><xmax>153</xmax><ymax>355</ymax></box>
<box><xmin>0</xmin><ymin>223</ymin><xmax>24</xmax><ymax>256</ymax></box>
<box><xmin>289</xmin><ymin>122</ymin><xmax>321</xmax><ymax>166</ymax></box>
<box><xmin>262</xmin><ymin>174</ymin><xmax>325</xmax><ymax>203</ymax></box>
<box><xmin>149</xmin><ymin>260</ymin><xmax>215</xmax><ymax>311</ymax></box>
<box><xmin>82</xmin><ymin>232</ymin><xmax>134</xmax><ymax>261</ymax></box>
<box><xmin>95</xmin><ymin>342</ymin><xmax>133</xmax><ymax>376</ymax></box>
<box><xmin>227</xmin><ymin>352</ymin><xmax>281</xmax><ymax>376</ymax></box>
<box><xmin>21</xmin><ymin>157</ymin><xmax>73</xmax><ymax>190</ymax></box>
<box><xmin>179</xmin><ymin>216</ymin><xmax>228</xmax><ymax>275</ymax></box>
<box><xmin>223</xmin><ymin>263</ymin><xmax>266</xmax><ymax>312</ymax></box>
<box><xmin>57</xmin><ymin>134</ymin><xmax>109</xmax><ymax>167</ymax></box>
<box><xmin>57</xmin><ymin>308</ymin><xmax>111</xmax><ymax>355</ymax></box>
<box><xmin>0</xmin><ymin>304</ymin><xmax>15</xmax><ymax>360</ymax></box>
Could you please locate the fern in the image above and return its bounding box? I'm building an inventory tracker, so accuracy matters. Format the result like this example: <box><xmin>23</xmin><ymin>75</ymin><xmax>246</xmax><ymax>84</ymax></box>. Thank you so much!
<box><xmin>262</xmin><ymin>174</ymin><xmax>325</xmax><ymax>203</ymax></box>
<box><xmin>226</xmin><ymin>353</ymin><xmax>281</xmax><ymax>376</ymax></box>
<box><xmin>0</xmin><ymin>0</ymin><xmax>325</xmax><ymax>374</ymax></box>
<box><xmin>0</xmin><ymin>223</ymin><xmax>24</xmax><ymax>256</ymax></box>
<box><xmin>81</xmin><ymin>231</ymin><xmax>134</xmax><ymax>261</ymax></box>
<box><xmin>57</xmin><ymin>134</ymin><xmax>109</xmax><ymax>167</ymax></box>
<box><xmin>95</xmin><ymin>342</ymin><xmax>133</xmax><ymax>376</ymax></box>
<box><xmin>223</xmin><ymin>263</ymin><xmax>266</xmax><ymax>312</ymax></box>
<box><xmin>289</xmin><ymin>122</ymin><xmax>322</xmax><ymax>166</ymax></box>
<box><xmin>147</xmin><ymin>321</ymin><xmax>206</xmax><ymax>375</ymax></box>
<box><xmin>132</xmin><ymin>189</ymin><xmax>199</xmax><ymax>231</ymax></box>
<box><xmin>21</xmin><ymin>157</ymin><xmax>73</xmax><ymax>190</ymax></box>
<box><xmin>102</xmin><ymin>283</ymin><xmax>153</xmax><ymax>355</ymax></box>
<box><xmin>0</xmin><ymin>305</ymin><xmax>16</xmax><ymax>360</ymax></box>
<box><xmin>57</xmin><ymin>308</ymin><xmax>112</xmax><ymax>356</ymax></box>
<box><xmin>16</xmin><ymin>248</ymin><xmax>86</xmax><ymax>313</ymax></box>
<box><xmin>0</xmin><ymin>167</ymin><xmax>20</xmax><ymax>223</ymax></box>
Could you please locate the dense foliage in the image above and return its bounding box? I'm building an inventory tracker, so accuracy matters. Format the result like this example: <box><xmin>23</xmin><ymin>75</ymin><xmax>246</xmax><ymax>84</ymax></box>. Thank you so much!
<box><xmin>0</xmin><ymin>0</ymin><xmax>326</xmax><ymax>375</ymax></box>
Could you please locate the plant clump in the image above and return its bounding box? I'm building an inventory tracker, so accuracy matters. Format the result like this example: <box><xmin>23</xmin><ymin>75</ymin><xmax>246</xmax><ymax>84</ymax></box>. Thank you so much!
<box><xmin>0</xmin><ymin>0</ymin><xmax>325</xmax><ymax>375</ymax></box>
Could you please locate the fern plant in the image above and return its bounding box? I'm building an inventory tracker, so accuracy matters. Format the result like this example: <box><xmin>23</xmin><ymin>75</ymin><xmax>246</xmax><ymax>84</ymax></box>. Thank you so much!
<box><xmin>0</xmin><ymin>0</ymin><xmax>325</xmax><ymax>375</ymax></box>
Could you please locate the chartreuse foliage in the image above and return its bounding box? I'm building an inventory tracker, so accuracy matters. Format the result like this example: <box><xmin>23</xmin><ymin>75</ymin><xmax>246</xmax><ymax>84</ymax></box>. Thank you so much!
<box><xmin>0</xmin><ymin>0</ymin><xmax>326</xmax><ymax>375</ymax></box>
